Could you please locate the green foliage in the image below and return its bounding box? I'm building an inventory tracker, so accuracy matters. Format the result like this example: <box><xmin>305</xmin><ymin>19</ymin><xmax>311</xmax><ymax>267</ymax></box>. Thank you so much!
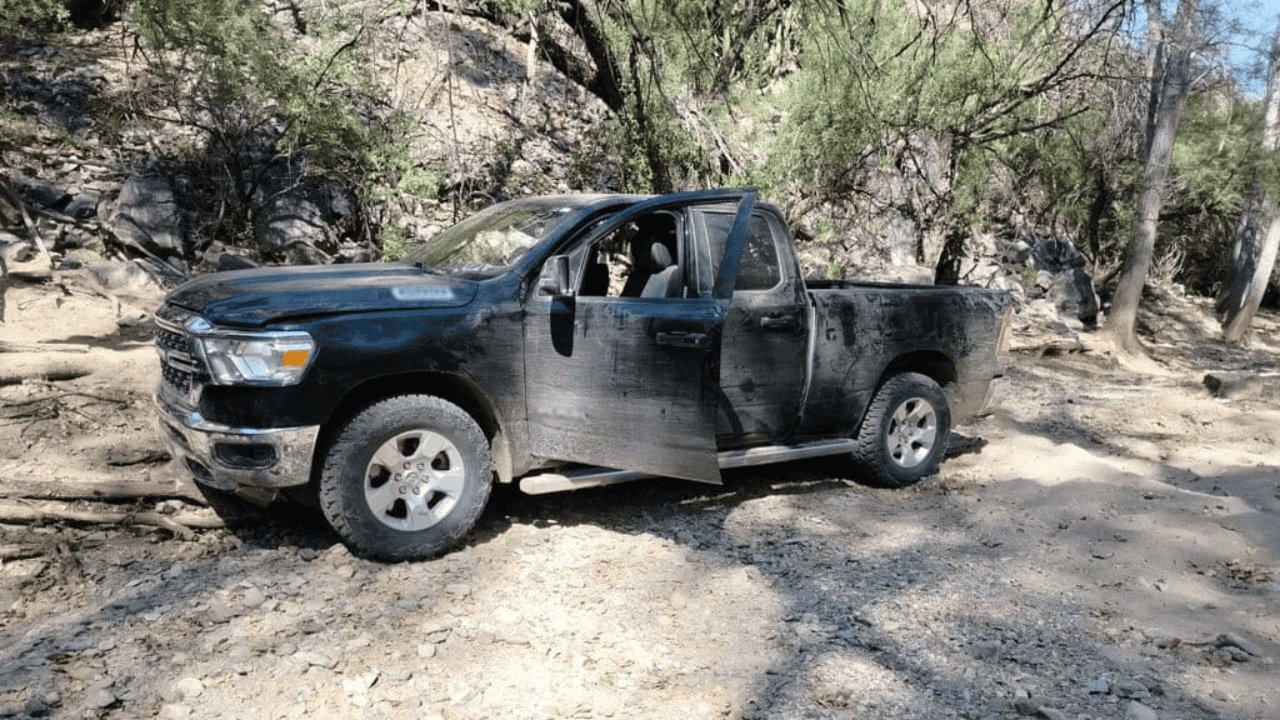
<box><xmin>760</xmin><ymin>0</ymin><xmax>1062</xmax><ymax>196</ymax></box>
<box><xmin>1172</xmin><ymin>93</ymin><xmax>1261</xmax><ymax>213</ymax></box>
<box><xmin>489</xmin><ymin>0</ymin><xmax>540</xmax><ymax>13</ymax></box>
<box><xmin>0</xmin><ymin>0</ymin><xmax>68</xmax><ymax>32</ymax></box>
<box><xmin>378</xmin><ymin>224</ymin><xmax>409</xmax><ymax>261</ymax></box>
<box><xmin>359</xmin><ymin>115</ymin><xmax>440</xmax><ymax>206</ymax></box>
<box><xmin>1019</xmin><ymin>265</ymin><xmax>1038</xmax><ymax>289</ymax></box>
<box><xmin>1164</xmin><ymin>90</ymin><xmax>1271</xmax><ymax>293</ymax></box>
<box><xmin>130</xmin><ymin>0</ymin><xmax>439</xmax><ymax>254</ymax></box>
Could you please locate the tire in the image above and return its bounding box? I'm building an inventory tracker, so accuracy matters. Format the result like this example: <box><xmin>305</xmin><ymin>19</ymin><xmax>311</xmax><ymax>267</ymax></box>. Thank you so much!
<box><xmin>318</xmin><ymin>395</ymin><xmax>493</xmax><ymax>561</ymax></box>
<box><xmin>850</xmin><ymin>372</ymin><xmax>951</xmax><ymax>488</ymax></box>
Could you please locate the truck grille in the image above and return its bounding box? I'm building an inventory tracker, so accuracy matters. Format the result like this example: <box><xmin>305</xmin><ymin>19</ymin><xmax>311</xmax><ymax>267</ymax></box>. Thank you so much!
<box><xmin>155</xmin><ymin>305</ymin><xmax>204</xmax><ymax>395</ymax></box>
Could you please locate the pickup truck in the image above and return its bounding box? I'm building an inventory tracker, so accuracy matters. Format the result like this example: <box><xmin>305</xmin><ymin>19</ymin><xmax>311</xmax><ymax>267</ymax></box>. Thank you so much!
<box><xmin>155</xmin><ymin>189</ymin><xmax>1011</xmax><ymax>559</ymax></box>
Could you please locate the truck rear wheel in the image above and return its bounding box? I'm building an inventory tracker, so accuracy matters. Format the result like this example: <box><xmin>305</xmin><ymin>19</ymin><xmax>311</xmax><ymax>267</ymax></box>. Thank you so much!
<box><xmin>318</xmin><ymin>395</ymin><xmax>493</xmax><ymax>561</ymax></box>
<box><xmin>850</xmin><ymin>372</ymin><xmax>951</xmax><ymax>488</ymax></box>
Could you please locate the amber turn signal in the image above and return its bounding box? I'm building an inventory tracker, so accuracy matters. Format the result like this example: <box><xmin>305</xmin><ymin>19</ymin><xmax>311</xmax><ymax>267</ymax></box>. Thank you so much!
<box><xmin>281</xmin><ymin>349</ymin><xmax>311</xmax><ymax>367</ymax></box>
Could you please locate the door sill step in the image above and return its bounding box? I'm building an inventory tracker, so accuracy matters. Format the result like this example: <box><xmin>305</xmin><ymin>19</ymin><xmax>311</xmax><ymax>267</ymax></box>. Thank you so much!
<box><xmin>518</xmin><ymin>438</ymin><xmax>855</xmax><ymax>495</ymax></box>
<box><xmin>717</xmin><ymin>438</ymin><xmax>855</xmax><ymax>469</ymax></box>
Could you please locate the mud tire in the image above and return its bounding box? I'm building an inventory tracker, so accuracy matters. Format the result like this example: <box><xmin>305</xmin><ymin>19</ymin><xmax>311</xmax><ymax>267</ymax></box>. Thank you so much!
<box><xmin>850</xmin><ymin>372</ymin><xmax>951</xmax><ymax>488</ymax></box>
<box><xmin>318</xmin><ymin>395</ymin><xmax>492</xmax><ymax>561</ymax></box>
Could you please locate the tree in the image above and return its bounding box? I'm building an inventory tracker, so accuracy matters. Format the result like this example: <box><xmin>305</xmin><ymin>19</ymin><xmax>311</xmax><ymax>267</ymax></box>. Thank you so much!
<box><xmin>1105</xmin><ymin>0</ymin><xmax>1200</xmax><ymax>354</ymax></box>
<box><xmin>1220</xmin><ymin>23</ymin><xmax>1280</xmax><ymax>343</ymax></box>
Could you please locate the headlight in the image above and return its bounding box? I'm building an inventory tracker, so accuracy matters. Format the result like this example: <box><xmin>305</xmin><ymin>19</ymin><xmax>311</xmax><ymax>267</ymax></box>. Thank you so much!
<box><xmin>192</xmin><ymin>329</ymin><xmax>316</xmax><ymax>387</ymax></box>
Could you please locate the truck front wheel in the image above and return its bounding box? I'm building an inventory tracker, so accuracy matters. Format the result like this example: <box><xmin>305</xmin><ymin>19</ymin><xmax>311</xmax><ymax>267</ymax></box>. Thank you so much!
<box><xmin>850</xmin><ymin>372</ymin><xmax>951</xmax><ymax>488</ymax></box>
<box><xmin>318</xmin><ymin>395</ymin><xmax>493</xmax><ymax>561</ymax></box>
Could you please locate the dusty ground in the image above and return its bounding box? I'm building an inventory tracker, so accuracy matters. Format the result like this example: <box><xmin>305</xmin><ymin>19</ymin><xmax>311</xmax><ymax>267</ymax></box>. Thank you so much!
<box><xmin>0</xmin><ymin>272</ymin><xmax>1277</xmax><ymax>720</ymax></box>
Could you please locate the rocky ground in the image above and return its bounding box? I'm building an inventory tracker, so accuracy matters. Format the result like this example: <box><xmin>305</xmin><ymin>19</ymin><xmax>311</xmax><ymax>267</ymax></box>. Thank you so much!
<box><xmin>0</xmin><ymin>267</ymin><xmax>1277</xmax><ymax>720</ymax></box>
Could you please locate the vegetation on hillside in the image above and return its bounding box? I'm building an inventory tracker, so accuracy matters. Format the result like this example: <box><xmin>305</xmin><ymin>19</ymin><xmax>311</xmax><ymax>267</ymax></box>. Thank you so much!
<box><xmin>2</xmin><ymin>0</ymin><xmax>1278</xmax><ymax>342</ymax></box>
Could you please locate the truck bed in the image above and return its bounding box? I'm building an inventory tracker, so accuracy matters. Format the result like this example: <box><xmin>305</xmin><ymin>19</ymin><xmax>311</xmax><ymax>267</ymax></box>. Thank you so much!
<box><xmin>796</xmin><ymin>279</ymin><xmax>1009</xmax><ymax>437</ymax></box>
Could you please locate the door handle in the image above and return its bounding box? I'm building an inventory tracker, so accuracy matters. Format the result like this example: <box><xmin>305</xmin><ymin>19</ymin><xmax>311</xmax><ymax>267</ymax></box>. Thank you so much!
<box><xmin>760</xmin><ymin>315</ymin><xmax>798</xmax><ymax>331</ymax></box>
<box><xmin>655</xmin><ymin>331</ymin><xmax>710</xmax><ymax>349</ymax></box>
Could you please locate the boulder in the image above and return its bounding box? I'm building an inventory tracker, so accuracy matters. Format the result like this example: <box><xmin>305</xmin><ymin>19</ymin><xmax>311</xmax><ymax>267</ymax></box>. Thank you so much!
<box><xmin>214</xmin><ymin>252</ymin><xmax>260</xmax><ymax>272</ymax></box>
<box><xmin>65</xmin><ymin>191</ymin><xmax>100</xmax><ymax>220</ymax></box>
<box><xmin>89</xmin><ymin>260</ymin><xmax>162</xmax><ymax>294</ymax></box>
<box><xmin>109</xmin><ymin>169</ymin><xmax>188</xmax><ymax>258</ymax></box>
<box><xmin>0</xmin><ymin>191</ymin><xmax>22</xmax><ymax>227</ymax></box>
<box><xmin>1049</xmin><ymin>266</ymin><xmax>1099</xmax><ymax>327</ymax></box>
<box><xmin>1029</xmin><ymin>235</ymin><xmax>1100</xmax><ymax>327</ymax></box>
<box><xmin>254</xmin><ymin>191</ymin><xmax>328</xmax><ymax>256</ymax></box>
<box><xmin>253</xmin><ymin>178</ymin><xmax>354</xmax><ymax>264</ymax></box>
<box><xmin>0</xmin><ymin>233</ymin><xmax>35</xmax><ymax>264</ymax></box>
<box><xmin>13</xmin><ymin>175</ymin><xmax>71</xmax><ymax>212</ymax></box>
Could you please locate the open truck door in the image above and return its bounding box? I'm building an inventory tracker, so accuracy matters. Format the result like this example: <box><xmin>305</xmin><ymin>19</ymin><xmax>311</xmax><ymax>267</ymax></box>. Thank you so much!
<box><xmin>523</xmin><ymin>189</ymin><xmax>757</xmax><ymax>483</ymax></box>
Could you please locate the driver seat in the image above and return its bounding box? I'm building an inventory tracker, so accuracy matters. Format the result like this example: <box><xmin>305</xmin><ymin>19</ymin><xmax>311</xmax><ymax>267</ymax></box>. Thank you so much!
<box><xmin>623</xmin><ymin>237</ymin><xmax>681</xmax><ymax>298</ymax></box>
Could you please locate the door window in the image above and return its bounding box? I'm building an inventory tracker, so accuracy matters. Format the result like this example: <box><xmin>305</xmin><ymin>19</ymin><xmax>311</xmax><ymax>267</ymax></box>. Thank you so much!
<box><xmin>574</xmin><ymin>211</ymin><xmax>689</xmax><ymax>299</ymax></box>
<box><xmin>699</xmin><ymin>211</ymin><xmax>782</xmax><ymax>292</ymax></box>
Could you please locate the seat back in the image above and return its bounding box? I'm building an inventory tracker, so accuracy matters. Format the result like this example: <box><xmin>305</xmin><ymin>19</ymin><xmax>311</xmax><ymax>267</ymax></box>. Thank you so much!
<box><xmin>623</xmin><ymin>237</ymin><xmax>680</xmax><ymax>298</ymax></box>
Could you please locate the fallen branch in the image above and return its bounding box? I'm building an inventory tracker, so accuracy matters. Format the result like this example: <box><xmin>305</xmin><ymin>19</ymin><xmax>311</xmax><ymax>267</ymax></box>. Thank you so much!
<box><xmin>1010</xmin><ymin>337</ymin><xmax>1086</xmax><ymax>358</ymax></box>
<box><xmin>0</xmin><ymin>178</ymin><xmax>53</xmax><ymax>268</ymax></box>
<box><xmin>0</xmin><ymin>480</ymin><xmax>202</xmax><ymax>504</ymax></box>
<box><xmin>0</xmin><ymin>341</ymin><xmax>90</xmax><ymax>354</ymax></box>
<box><xmin>0</xmin><ymin>544</ymin><xmax>45</xmax><ymax>562</ymax></box>
<box><xmin>0</xmin><ymin>500</ymin><xmax>225</xmax><ymax>539</ymax></box>
<box><xmin>0</xmin><ymin>386</ymin><xmax>130</xmax><ymax>407</ymax></box>
<box><xmin>0</xmin><ymin>357</ymin><xmax>96</xmax><ymax>387</ymax></box>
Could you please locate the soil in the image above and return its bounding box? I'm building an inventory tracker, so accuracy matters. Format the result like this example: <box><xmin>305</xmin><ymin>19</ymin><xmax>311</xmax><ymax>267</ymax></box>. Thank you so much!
<box><xmin>1</xmin><ymin>272</ymin><xmax>1278</xmax><ymax>720</ymax></box>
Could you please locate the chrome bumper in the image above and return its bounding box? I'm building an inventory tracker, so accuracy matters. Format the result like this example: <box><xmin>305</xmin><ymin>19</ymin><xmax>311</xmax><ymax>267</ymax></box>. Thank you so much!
<box><xmin>156</xmin><ymin>392</ymin><xmax>320</xmax><ymax>490</ymax></box>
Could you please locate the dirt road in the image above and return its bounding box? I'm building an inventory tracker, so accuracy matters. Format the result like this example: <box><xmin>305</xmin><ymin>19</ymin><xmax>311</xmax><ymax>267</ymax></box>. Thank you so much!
<box><xmin>1</xmin><ymin>274</ymin><xmax>1277</xmax><ymax>719</ymax></box>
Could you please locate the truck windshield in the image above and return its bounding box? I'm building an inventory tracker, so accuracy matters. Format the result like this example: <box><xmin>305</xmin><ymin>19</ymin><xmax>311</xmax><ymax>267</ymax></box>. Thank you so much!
<box><xmin>403</xmin><ymin>198</ymin><xmax>585</xmax><ymax>278</ymax></box>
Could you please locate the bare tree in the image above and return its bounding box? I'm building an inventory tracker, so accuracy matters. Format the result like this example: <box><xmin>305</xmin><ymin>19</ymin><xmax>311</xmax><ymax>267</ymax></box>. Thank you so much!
<box><xmin>1105</xmin><ymin>0</ymin><xmax>1200</xmax><ymax>354</ymax></box>
<box><xmin>1220</xmin><ymin>23</ymin><xmax>1280</xmax><ymax>343</ymax></box>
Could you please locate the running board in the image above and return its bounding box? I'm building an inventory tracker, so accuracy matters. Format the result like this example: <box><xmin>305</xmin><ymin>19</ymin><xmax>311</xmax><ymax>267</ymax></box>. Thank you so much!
<box><xmin>518</xmin><ymin>438</ymin><xmax>856</xmax><ymax>495</ymax></box>
<box><xmin>717</xmin><ymin>438</ymin><xmax>856</xmax><ymax>469</ymax></box>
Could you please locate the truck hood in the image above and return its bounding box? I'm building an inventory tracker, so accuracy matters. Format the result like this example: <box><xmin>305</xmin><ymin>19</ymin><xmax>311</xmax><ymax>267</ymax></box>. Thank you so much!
<box><xmin>165</xmin><ymin>263</ymin><xmax>479</xmax><ymax>327</ymax></box>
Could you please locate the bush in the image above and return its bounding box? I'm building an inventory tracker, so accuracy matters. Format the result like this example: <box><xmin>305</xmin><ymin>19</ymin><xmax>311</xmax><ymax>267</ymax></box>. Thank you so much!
<box><xmin>0</xmin><ymin>0</ymin><xmax>69</xmax><ymax>32</ymax></box>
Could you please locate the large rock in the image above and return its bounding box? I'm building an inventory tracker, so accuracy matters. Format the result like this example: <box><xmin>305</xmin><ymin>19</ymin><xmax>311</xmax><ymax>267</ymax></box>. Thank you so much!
<box><xmin>253</xmin><ymin>178</ymin><xmax>354</xmax><ymax>264</ymax></box>
<box><xmin>110</xmin><ymin>169</ymin><xmax>188</xmax><ymax>259</ymax></box>
<box><xmin>88</xmin><ymin>260</ymin><xmax>162</xmax><ymax>294</ymax></box>
<box><xmin>1029</xmin><ymin>235</ymin><xmax>1100</xmax><ymax>327</ymax></box>
<box><xmin>12</xmin><ymin>175</ymin><xmax>71</xmax><ymax>212</ymax></box>
<box><xmin>64</xmin><ymin>191</ymin><xmax>100</xmax><ymax>220</ymax></box>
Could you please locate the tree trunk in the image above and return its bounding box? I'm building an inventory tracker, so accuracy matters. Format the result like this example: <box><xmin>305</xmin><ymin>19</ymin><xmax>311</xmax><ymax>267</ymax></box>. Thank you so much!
<box><xmin>1221</xmin><ymin>24</ymin><xmax>1280</xmax><ymax>343</ymax></box>
<box><xmin>1105</xmin><ymin>0</ymin><xmax>1198</xmax><ymax>354</ymax></box>
<box><xmin>1085</xmin><ymin>165</ymin><xmax>1109</xmax><ymax>264</ymax></box>
<box><xmin>1142</xmin><ymin>0</ymin><xmax>1166</xmax><ymax>164</ymax></box>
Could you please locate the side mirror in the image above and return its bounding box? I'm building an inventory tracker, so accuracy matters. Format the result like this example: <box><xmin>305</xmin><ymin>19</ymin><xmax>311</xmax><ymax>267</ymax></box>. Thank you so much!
<box><xmin>538</xmin><ymin>255</ymin><xmax>572</xmax><ymax>296</ymax></box>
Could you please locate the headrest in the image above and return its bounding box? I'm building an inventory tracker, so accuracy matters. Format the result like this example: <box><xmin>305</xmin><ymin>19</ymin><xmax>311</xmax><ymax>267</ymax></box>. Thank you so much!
<box><xmin>633</xmin><ymin>237</ymin><xmax>674</xmax><ymax>272</ymax></box>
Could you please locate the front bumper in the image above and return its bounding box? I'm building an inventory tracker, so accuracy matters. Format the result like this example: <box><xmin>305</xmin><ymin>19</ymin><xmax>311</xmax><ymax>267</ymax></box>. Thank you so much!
<box><xmin>156</xmin><ymin>392</ymin><xmax>320</xmax><ymax>491</ymax></box>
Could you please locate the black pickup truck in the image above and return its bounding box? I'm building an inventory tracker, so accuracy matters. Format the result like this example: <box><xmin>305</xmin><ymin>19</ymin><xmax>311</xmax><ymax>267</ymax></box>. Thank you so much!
<box><xmin>155</xmin><ymin>189</ymin><xmax>1010</xmax><ymax>559</ymax></box>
